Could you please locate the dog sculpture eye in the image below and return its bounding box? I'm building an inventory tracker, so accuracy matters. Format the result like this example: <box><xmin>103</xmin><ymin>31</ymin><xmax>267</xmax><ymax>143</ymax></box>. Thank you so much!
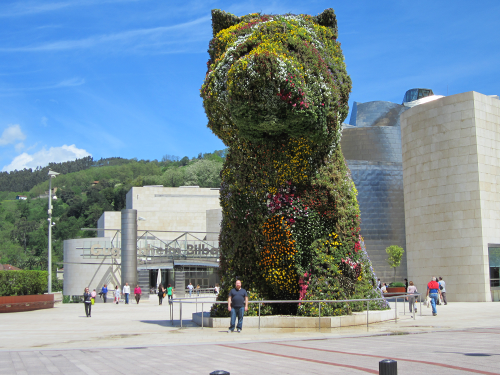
<box><xmin>202</xmin><ymin>9</ymin><xmax>378</xmax><ymax>317</ymax></box>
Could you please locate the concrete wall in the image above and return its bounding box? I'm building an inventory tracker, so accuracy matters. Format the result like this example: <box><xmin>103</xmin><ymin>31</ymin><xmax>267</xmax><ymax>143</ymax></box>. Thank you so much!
<box><xmin>401</xmin><ymin>91</ymin><xmax>500</xmax><ymax>302</ymax></box>
<box><xmin>475</xmin><ymin>93</ymin><xmax>500</xmax><ymax>300</ymax></box>
<box><xmin>206</xmin><ymin>209</ymin><xmax>222</xmax><ymax>241</ymax></box>
<box><xmin>97</xmin><ymin>211</ymin><xmax>121</xmax><ymax>237</ymax></box>
<box><xmin>125</xmin><ymin>186</ymin><xmax>220</xmax><ymax>235</ymax></box>
<box><xmin>63</xmin><ymin>238</ymin><xmax>121</xmax><ymax>296</ymax></box>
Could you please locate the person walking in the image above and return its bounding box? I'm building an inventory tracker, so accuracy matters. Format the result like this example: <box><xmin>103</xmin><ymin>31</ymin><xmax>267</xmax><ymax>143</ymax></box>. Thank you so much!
<box><xmin>196</xmin><ymin>284</ymin><xmax>201</xmax><ymax>296</ymax></box>
<box><xmin>214</xmin><ymin>284</ymin><xmax>220</xmax><ymax>297</ymax></box>
<box><xmin>91</xmin><ymin>289</ymin><xmax>97</xmax><ymax>305</ymax></box>
<box><xmin>439</xmin><ymin>277</ymin><xmax>448</xmax><ymax>305</ymax></box>
<box><xmin>377</xmin><ymin>279</ymin><xmax>381</xmax><ymax>289</ymax></box>
<box><xmin>123</xmin><ymin>282</ymin><xmax>130</xmax><ymax>304</ymax></box>
<box><xmin>407</xmin><ymin>281</ymin><xmax>418</xmax><ymax>315</ymax></box>
<box><xmin>134</xmin><ymin>285</ymin><xmax>142</xmax><ymax>304</ymax></box>
<box><xmin>101</xmin><ymin>284</ymin><xmax>108</xmax><ymax>303</ymax></box>
<box><xmin>84</xmin><ymin>287</ymin><xmax>92</xmax><ymax>317</ymax></box>
<box><xmin>187</xmin><ymin>282</ymin><xmax>194</xmax><ymax>297</ymax></box>
<box><xmin>227</xmin><ymin>280</ymin><xmax>248</xmax><ymax>333</ymax></box>
<box><xmin>404</xmin><ymin>278</ymin><xmax>408</xmax><ymax>293</ymax></box>
<box><xmin>426</xmin><ymin>277</ymin><xmax>442</xmax><ymax>316</ymax></box>
<box><xmin>435</xmin><ymin>276</ymin><xmax>442</xmax><ymax>305</ymax></box>
<box><xmin>158</xmin><ymin>285</ymin><xmax>164</xmax><ymax>305</ymax></box>
<box><xmin>167</xmin><ymin>284</ymin><xmax>174</xmax><ymax>304</ymax></box>
<box><xmin>114</xmin><ymin>285</ymin><xmax>121</xmax><ymax>304</ymax></box>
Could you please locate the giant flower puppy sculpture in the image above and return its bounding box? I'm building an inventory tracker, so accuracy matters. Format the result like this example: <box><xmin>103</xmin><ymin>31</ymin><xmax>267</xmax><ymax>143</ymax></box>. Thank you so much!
<box><xmin>202</xmin><ymin>9</ymin><xmax>380</xmax><ymax>316</ymax></box>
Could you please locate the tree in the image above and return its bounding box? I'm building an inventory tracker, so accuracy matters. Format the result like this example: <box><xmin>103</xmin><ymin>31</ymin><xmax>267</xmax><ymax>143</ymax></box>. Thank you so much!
<box><xmin>184</xmin><ymin>159</ymin><xmax>222</xmax><ymax>187</ymax></box>
<box><xmin>179</xmin><ymin>156</ymin><xmax>190</xmax><ymax>166</ymax></box>
<box><xmin>162</xmin><ymin>168</ymin><xmax>185</xmax><ymax>187</ymax></box>
<box><xmin>386</xmin><ymin>245</ymin><xmax>404</xmax><ymax>282</ymax></box>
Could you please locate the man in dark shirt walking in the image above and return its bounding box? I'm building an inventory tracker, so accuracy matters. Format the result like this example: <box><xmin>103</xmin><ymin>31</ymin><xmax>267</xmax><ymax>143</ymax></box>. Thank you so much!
<box><xmin>228</xmin><ymin>280</ymin><xmax>248</xmax><ymax>333</ymax></box>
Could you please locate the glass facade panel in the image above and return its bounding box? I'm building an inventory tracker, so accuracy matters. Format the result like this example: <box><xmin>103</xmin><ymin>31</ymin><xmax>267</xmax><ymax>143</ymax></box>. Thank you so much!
<box><xmin>403</xmin><ymin>88</ymin><xmax>434</xmax><ymax>103</ymax></box>
<box><xmin>488</xmin><ymin>247</ymin><xmax>500</xmax><ymax>287</ymax></box>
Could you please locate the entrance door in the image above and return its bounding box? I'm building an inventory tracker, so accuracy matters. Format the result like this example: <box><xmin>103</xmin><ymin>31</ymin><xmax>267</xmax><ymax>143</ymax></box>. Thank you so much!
<box><xmin>488</xmin><ymin>246</ymin><xmax>500</xmax><ymax>301</ymax></box>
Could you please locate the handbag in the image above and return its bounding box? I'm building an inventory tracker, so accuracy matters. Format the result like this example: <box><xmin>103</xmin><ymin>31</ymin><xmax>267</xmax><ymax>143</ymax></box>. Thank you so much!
<box><xmin>163</xmin><ymin>292</ymin><xmax>166</xmax><ymax>298</ymax></box>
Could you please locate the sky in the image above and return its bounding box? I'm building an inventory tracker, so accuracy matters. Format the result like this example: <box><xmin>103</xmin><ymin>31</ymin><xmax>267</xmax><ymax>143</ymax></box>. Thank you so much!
<box><xmin>0</xmin><ymin>0</ymin><xmax>499</xmax><ymax>172</ymax></box>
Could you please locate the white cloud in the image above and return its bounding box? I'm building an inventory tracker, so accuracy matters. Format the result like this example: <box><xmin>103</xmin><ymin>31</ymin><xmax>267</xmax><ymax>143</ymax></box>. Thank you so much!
<box><xmin>0</xmin><ymin>77</ymin><xmax>85</xmax><ymax>93</ymax></box>
<box><xmin>15</xmin><ymin>142</ymin><xmax>25</xmax><ymax>152</ymax></box>
<box><xmin>0</xmin><ymin>124</ymin><xmax>26</xmax><ymax>146</ymax></box>
<box><xmin>41</xmin><ymin>116</ymin><xmax>48</xmax><ymax>126</ymax></box>
<box><xmin>2</xmin><ymin>144</ymin><xmax>91</xmax><ymax>171</ymax></box>
<box><xmin>0</xmin><ymin>0</ymin><xmax>140</xmax><ymax>18</ymax></box>
<box><xmin>0</xmin><ymin>16</ymin><xmax>210</xmax><ymax>53</ymax></box>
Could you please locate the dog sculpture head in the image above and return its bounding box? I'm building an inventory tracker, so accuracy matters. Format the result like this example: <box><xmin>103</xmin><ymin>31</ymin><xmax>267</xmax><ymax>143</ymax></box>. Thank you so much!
<box><xmin>201</xmin><ymin>9</ymin><xmax>351</xmax><ymax>148</ymax></box>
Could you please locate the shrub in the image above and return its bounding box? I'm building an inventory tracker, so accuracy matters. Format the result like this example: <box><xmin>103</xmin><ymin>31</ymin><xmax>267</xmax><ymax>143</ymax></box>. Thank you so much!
<box><xmin>388</xmin><ymin>282</ymin><xmax>406</xmax><ymax>288</ymax></box>
<box><xmin>0</xmin><ymin>270</ymin><xmax>48</xmax><ymax>296</ymax></box>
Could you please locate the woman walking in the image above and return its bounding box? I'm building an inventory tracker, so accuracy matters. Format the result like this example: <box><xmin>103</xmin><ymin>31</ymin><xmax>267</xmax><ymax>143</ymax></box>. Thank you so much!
<box><xmin>134</xmin><ymin>285</ymin><xmax>142</xmax><ymax>304</ymax></box>
<box><xmin>407</xmin><ymin>281</ymin><xmax>418</xmax><ymax>315</ymax></box>
<box><xmin>84</xmin><ymin>287</ymin><xmax>92</xmax><ymax>317</ymax></box>
<box><xmin>114</xmin><ymin>285</ymin><xmax>121</xmax><ymax>304</ymax></box>
<box><xmin>158</xmin><ymin>285</ymin><xmax>164</xmax><ymax>305</ymax></box>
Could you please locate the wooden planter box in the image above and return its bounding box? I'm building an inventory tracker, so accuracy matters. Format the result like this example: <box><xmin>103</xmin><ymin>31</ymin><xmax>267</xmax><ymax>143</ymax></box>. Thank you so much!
<box><xmin>385</xmin><ymin>287</ymin><xmax>406</xmax><ymax>297</ymax></box>
<box><xmin>0</xmin><ymin>294</ymin><xmax>54</xmax><ymax>313</ymax></box>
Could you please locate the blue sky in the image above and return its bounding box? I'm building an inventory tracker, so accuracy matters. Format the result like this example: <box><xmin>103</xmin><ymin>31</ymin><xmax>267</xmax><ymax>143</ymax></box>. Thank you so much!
<box><xmin>0</xmin><ymin>0</ymin><xmax>498</xmax><ymax>172</ymax></box>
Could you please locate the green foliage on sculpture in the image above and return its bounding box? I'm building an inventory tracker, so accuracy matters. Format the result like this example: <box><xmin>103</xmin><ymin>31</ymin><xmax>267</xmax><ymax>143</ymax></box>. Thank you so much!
<box><xmin>202</xmin><ymin>9</ymin><xmax>383</xmax><ymax>316</ymax></box>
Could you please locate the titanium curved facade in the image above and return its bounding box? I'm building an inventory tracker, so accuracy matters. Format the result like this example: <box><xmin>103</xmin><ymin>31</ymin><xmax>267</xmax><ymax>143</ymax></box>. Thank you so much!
<box><xmin>341</xmin><ymin>100</ymin><xmax>409</xmax><ymax>281</ymax></box>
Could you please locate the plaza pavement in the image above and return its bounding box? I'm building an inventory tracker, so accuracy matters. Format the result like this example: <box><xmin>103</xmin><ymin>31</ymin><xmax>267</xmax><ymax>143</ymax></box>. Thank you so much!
<box><xmin>0</xmin><ymin>295</ymin><xmax>499</xmax><ymax>374</ymax></box>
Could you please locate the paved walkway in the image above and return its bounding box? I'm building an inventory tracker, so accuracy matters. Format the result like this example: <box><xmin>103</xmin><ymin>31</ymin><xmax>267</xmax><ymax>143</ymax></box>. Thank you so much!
<box><xmin>0</xmin><ymin>296</ymin><xmax>499</xmax><ymax>374</ymax></box>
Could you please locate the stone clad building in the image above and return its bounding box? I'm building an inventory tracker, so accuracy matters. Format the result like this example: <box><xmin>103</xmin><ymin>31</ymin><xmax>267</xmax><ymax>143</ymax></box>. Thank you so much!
<box><xmin>63</xmin><ymin>186</ymin><xmax>223</xmax><ymax>297</ymax></box>
<box><xmin>401</xmin><ymin>91</ymin><xmax>500</xmax><ymax>302</ymax></box>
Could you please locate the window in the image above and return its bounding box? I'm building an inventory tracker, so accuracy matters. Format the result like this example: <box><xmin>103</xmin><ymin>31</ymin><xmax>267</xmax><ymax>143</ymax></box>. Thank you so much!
<box><xmin>488</xmin><ymin>246</ymin><xmax>500</xmax><ymax>287</ymax></box>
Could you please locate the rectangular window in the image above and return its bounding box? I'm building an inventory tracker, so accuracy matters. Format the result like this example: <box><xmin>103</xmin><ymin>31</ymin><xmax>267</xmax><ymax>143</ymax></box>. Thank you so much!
<box><xmin>488</xmin><ymin>246</ymin><xmax>500</xmax><ymax>287</ymax></box>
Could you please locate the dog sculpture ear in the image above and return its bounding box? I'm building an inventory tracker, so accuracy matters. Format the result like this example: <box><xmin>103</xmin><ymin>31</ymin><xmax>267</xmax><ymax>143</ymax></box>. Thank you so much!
<box><xmin>211</xmin><ymin>9</ymin><xmax>241</xmax><ymax>37</ymax></box>
<box><xmin>313</xmin><ymin>8</ymin><xmax>338</xmax><ymax>39</ymax></box>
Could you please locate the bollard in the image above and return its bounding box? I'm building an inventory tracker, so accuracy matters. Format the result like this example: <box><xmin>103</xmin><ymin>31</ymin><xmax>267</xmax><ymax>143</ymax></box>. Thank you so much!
<box><xmin>379</xmin><ymin>359</ymin><xmax>397</xmax><ymax>375</ymax></box>
<box><xmin>210</xmin><ymin>371</ymin><xmax>230</xmax><ymax>375</ymax></box>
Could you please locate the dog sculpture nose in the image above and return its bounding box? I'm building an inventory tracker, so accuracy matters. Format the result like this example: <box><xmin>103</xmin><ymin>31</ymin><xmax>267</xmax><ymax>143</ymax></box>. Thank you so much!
<box><xmin>227</xmin><ymin>51</ymin><xmax>317</xmax><ymax>141</ymax></box>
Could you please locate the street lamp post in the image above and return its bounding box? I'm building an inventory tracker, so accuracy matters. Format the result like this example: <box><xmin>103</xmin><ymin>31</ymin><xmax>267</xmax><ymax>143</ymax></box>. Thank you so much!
<box><xmin>47</xmin><ymin>169</ymin><xmax>60</xmax><ymax>294</ymax></box>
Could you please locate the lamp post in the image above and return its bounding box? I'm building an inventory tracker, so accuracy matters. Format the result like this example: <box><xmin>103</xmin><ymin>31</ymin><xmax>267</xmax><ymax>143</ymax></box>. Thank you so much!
<box><xmin>47</xmin><ymin>169</ymin><xmax>60</xmax><ymax>294</ymax></box>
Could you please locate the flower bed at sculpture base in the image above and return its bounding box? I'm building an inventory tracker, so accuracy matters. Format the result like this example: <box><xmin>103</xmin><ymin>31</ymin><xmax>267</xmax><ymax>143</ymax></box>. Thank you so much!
<box><xmin>0</xmin><ymin>294</ymin><xmax>54</xmax><ymax>313</ymax></box>
<box><xmin>193</xmin><ymin>309</ymin><xmax>394</xmax><ymax>328</ymax></box>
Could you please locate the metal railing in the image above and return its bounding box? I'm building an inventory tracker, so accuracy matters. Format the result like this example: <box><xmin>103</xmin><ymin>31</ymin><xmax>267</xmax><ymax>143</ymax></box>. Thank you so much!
<box><xmin>168</xmin><ymin>293</ymin><xmax>424</xmax><ymax>330</ymax></box>
<box><xmin>184</xmin><ymin>288</ymin><xmax>219</xmax><ymax>296</ymax></box>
